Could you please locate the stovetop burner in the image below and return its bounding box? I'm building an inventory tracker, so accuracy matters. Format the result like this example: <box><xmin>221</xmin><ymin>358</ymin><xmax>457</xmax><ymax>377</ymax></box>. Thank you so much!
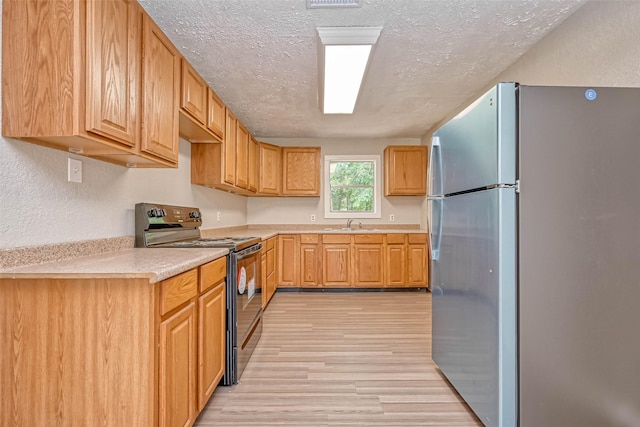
<box><xmin>158</xmin><ymin>237</ymin><xmax>261</xmax><ymax>251</ymax></box>
<box><xmin>134</xmin><ymin>202</ymin><xmax>261</xmax><ymax>251</ymax></box>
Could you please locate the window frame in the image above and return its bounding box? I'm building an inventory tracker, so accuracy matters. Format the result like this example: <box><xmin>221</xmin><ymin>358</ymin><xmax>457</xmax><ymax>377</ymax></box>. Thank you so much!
<box><xmin>323</xmin><ymin>154</ymin><xmax>382</xmax><ymax>219</ymax></box>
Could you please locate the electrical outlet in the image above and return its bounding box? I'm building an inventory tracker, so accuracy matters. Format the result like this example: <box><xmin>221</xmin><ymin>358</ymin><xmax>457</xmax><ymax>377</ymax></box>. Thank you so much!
<box><xmin>68</xmin><ymin>158</ymin><xmax>82</xmax><ymax>183</ymax></box>
<box><xmin>389</xmin><ymin>214</ymin><xmax>395</xmax><ymax>222</ymax></box>
<box><xmin>216</xmin><ymin>211</ymin><xmax>221</xmax><ymax>221</ymax></box>
<box><xmin>310</xmin><ymin>214</ymin><xmax>316</xmax><ymax>222</ymax></box>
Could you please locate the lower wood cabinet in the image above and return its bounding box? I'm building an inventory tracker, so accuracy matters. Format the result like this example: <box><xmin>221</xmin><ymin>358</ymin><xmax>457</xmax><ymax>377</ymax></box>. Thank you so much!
<box><xmin>0</xmin><ymin>256</ymin><xmax>227</xmax><ymax>427</ymax></box>
<box><xmin>262</xmin><ymin>236</ymin><xmax>278</xmax><ymax>307</ymax></box>
<box><xmin>277</xmin><ymin>233</ymin><xmax>429</xmax><ymax>288</ymax></box>
<box><xmin>198</xmin><ymin>282</ymin><xmax>226</xmax><ymax>410</ymax></box>
<box><xmin>278</xmin><ymin>234</ymin><xmax>299</xmax><ymax>287</ymax></box>
<box><xmin>353</xmin><ymin>235</ymin><xmax>385</xmax><ymax>287</ymax></box>
<box><xmin>386</xmin><ymin>234</ymin><xmax>407</xmax><ymax>287</ymax></box>
<box><xmin>159</xmin><ymin>303</ymin><xmax>197</xmax><ymax>427</ymax></box>
<box><xmin>408</xmin><ymin>234</ymin><xmax>429</xmax><ymax>286</ymax></box>
<box><xmin>300</xmin><ymin>234</ymin><xmax>321</xmax><ymax>287</ymax></box>
<box><xmin>322</xmin><ymin>234</ymin><xmax>352</xmax><ymax>287</ymax></box>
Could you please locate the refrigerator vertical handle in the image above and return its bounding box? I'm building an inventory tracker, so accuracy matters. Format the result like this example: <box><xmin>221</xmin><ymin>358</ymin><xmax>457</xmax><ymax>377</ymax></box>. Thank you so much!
<box><xmin>429</xmin><ymin>136</ymin><xmax>443</xmax><ymax>196</ymax></box>
<box><xmin>428</xmin><ymin>197</ymin><xmax>443</xmax><ymax>261</ymax></box>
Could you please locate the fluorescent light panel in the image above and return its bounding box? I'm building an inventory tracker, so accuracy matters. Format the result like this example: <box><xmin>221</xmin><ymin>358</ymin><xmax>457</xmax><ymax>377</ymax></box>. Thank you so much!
<box><xmin>318</xmin><ymin>27</ymin><xmax>382</xmax><ymax>115</ymax></box>
<box><xmin>323</xmin><ymin>45</ymin><xmax>371</xmax><ymax>114</ymax></box>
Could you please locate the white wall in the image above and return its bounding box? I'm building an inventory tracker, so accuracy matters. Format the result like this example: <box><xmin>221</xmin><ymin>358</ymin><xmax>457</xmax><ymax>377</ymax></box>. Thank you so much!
<box><xmin>420</xmin><ymin>1</ymin><xmax>640</xmax><ymax>229</ymax></box>
<box><xmin>0</xmin><ymin>137</ymin><xmax>248</xmax><ymax>249</ymax></box>
<box><xmin>248</xmin><ymin>137</ymin><xmax>425</xmax><ymax>226</ymax></box>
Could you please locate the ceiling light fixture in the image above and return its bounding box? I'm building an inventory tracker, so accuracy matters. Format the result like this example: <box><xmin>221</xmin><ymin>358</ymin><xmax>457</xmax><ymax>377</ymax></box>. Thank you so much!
<box><xmin>317</xmin><ymin>26</ymin><xmax>382</xmax><ymax>114</ymax></box>
<box><xmin>307</xmin><ymin>0</ymin><xmax>362</xmax><ymax>8</ymax></box>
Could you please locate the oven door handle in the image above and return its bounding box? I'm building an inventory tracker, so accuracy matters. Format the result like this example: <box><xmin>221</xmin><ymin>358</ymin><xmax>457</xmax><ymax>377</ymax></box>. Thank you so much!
<box><xmin>235</xmin><ymin>242</ymin><xmax>263</xmax><ymax>258</ymax></box>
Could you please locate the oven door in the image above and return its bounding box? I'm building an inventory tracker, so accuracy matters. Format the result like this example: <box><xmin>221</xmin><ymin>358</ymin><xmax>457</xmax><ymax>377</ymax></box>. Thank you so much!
<box><xmin>235</xmin><ymin>243</ymin><xmax>263</xmax><ymax>346</ymax></box>
<box><xmin>226</xmin><ymin>242</ymin><xmax>263</xmax><ymax>384</ymax></box>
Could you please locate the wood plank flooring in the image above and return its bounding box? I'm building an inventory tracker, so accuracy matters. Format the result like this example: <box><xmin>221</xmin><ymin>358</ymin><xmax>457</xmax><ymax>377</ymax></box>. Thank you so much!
<box><xmin>195</xmin><ymin>291</ymin><xmax>482</xmax><ymax>426</ymax></box>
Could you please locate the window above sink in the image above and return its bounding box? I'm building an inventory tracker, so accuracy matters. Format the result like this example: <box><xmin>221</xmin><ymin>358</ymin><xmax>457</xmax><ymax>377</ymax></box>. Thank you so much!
<box><xmin>323</xmin><ymin>154</ymin><xmax>381</xmax><ymax>219</ymax></box>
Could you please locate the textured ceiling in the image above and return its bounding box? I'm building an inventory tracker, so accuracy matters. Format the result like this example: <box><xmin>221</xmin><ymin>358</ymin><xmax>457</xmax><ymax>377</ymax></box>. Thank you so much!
<box><xmin>139</xmin><ymin>0</ymin><xmax>586</xmax><ymax>139</ymax></box>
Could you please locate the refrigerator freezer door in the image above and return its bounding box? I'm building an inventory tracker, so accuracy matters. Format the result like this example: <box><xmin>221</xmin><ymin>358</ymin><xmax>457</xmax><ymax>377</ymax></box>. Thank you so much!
<box><xmin>518</xmin><ymin>86</ymin><xmax>640</xmax><ymax>427</ymax></box>
<box><xmin>433</xmin><ymin>83</ymin><xmax>516</xmax><ymax>195</ymax></box>
<box><xmin>432</xmin><ymin>187</ymin><xmax>517</xmax><ymax>427</ymax></box>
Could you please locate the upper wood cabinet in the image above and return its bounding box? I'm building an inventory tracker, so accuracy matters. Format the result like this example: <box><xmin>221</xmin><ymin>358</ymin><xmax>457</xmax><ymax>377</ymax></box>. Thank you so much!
<box><xmin>258</xmin><ymin>142</ymin><xmax>282</xmax><ymax>195</ymax></box>
<box><xmin>224</xmin><ymin>111</ymin><xmax>238</xmax><ymax>186</ymax></box>
<box><xmin>384</xmin><ymin>145</ymin><xmax>428</xmax><ymax>196</ymax></box>
<box><xmin>85</xmin><ymin>0</ymin><xmax>139</xmax><ymax>148</ymax></box>
<box><xmin>2</xmin><ymin>0</ymin><xmax>181</xmax><ymax>168</ymax></box>
<box><xmin>178</xmin><ymin>59</ymin><xmax>225</xmax><ymax>144</ymax></box>
<box><xmin>180</xmin><ymin>59</ymin><xmax>208</xmax><ymax>125</ymax></box>
<box><xmin>248</xmin><ymin>136</ymin><xmax>259</xmax><ymax>193</ymax></box>
<box><xmin>207</xmin><ymin>89</ymin><xmax>226</xmax><ymax>141</ymax></box>
<box><xmin>140</xmin><ymin>13</ymin><xmax>181</xmax><ymax>164</ymax></box>
<box><xmin>282</xmin><ymin>147</ymin><xmax>321</xmax><ymax>196</ymax></box>
<box><xmin>235</xmin><ymin>123</ymin><xmax>249</xmax><ymax>190</ymax></box>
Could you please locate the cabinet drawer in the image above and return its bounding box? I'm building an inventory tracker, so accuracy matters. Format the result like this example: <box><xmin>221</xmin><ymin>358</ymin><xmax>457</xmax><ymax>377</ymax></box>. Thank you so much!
<box><xmin>266</xmin><ymin>237</ymin><xmax>276</xmax><ymax>250</ymax></box>
<box><xmin>161</xmin><ymin>269</ymin><xmax>198</xmax><ymax>315</ymax></box>
<box><xmin>199</xmin><ymin>256</ymin><xmax>227</xmax><ymax>293</ymax></box>
<box><xmin>386</xmin><ymin>234</ymin><xmax>406</xmax><ymax>244</ymax></box>
<box><xmin>408</xmin><ymin>234</ymin><xmax>428</xmax><ymax>244</ymax></box>
<box><xmin>322</xmin><ymin>234</ymin><xmax>351</xmax><ymax>244</ymax></box>
<box><xmin>353</xmin><ymin>234</ymin><xmax>383</xmax><ymax>244</ymax></box>
<box><xmin>300</xmin><ymin>234</ymin><xmax>319</xmax><ymax>244</ymax></box>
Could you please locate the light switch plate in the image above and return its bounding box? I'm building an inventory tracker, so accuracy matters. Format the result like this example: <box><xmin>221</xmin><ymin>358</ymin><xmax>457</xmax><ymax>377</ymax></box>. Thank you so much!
<box><xmin>68</xmin><ymin>158</ymin><xmax>82</xmax><ymax>183</ymax></box>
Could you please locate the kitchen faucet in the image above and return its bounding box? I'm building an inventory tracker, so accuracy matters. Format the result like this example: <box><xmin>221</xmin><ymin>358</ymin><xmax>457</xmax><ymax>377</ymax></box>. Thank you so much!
<box><xmin>346</xmin><ymin>218</ymin><xmax>354</xmax><ymax>229</ymax></box>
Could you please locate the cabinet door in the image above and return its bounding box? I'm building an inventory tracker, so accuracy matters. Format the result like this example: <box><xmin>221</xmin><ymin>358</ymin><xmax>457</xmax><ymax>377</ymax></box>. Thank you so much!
<box><xmin>259</xmin><ymin>142</ymin><xmax>281</xmax><ymax>195</ymax></box>
<box><xmin>278</xmin><ymin>235</ymin><xmax>299</xmax><ymax>287</ymax></box>
<box><xmin>85</xmin><ymin>0</ymin><xmax>139</xmax><ymax>147</ymax></box>
<box><xmin>180</xmin><ymin>59</ymin><xmax>207</xmax><ymax>124</ymax></box>
<box><xmin>386</xmin><ymin>244</ymin><xmax>407</xmax><ymax>286</ymax></box>
<box><xmin>141</xmin><ymin>13</ymin><xmax>180</xmax><ymax>163</ymax></box>
<box><xmin>322</xmin><ymin>244</ymin><xmax>351</xmax><ymax>287</ymax></box>
<box><xmin>384</xmin><ymin>145</ymin><xmax>428</xmax><ymax>196</ymax></box>
<box><xmin>408</xmin><ymin>244</ymin><xmax>429</xmax><ymax>287</ymax></box>
<box><xmin>235</xmin><ymin>122</ymin><xmax>249</xmax><ymax>190</ymax></box>
<box><xmin>159</xmin><ymin>302</ymin><xmax>197</xmax><ymax>427</ymax></box>
<box><xmin>223</xmin><ymin>110</ymin><xmax>237</xmax><ymax>185</ymax></box>
<box><xmin>248</xmin><ymin>136</ymin><xmax>259</xmax><ymax>193</ymax></box>
<box><xmin>354</xmin><ymin>244</ymin><xmax>384</xmax><ymax>287</ymax></box>
<box><xmin>207</xmin><ymin>89</ymin><xmax>225</xmax><ymax>140</ymax></box>
<box><xmin>198</xmin><ymin>283</ymin><xmax>226</xmax><ymax>410</ymax></box>
<box><xmin>300</xmin><ymin>244</ymin><xmax>321</xmax><ymax>287</ymax></box>
<box><xmin>261</xmin><ymin>251</ymin><xmax>268</xmax><ymax>308</ymax></box>
<box><xmin>282</xmin><ymin>147</ymin><xmax>321</xmax><ymax>196</ymax></box>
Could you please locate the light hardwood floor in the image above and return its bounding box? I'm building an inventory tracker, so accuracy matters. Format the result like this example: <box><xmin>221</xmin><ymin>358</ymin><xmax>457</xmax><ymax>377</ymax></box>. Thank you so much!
<box><xmin>195</xmin><ymin>291</ymin><xmax>482</xmax><ymax>426</ymax></box>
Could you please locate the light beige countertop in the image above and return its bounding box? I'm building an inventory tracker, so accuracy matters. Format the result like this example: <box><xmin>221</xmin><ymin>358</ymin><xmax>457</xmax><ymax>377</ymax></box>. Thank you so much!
<box><xmin>200</xmin><ymin>226</ymin><xmax>429</xmax><ymax>241</ymax></box>
<box><xmin>0</xmin><ymin>247</ymin><xmax>228</xmax><ymax>283</ymax></box>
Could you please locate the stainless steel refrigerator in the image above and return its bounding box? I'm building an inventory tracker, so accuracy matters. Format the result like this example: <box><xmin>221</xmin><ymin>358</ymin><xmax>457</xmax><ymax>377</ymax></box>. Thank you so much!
<box><xmin>429</xmin><ymin>83</ymin><xmax>640</xmax><ymax>427</ymax></box>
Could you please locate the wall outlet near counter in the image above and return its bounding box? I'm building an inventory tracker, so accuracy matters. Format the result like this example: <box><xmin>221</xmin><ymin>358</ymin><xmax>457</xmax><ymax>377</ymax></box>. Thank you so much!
<box><xmin>310</xmin><ymin>214</ymin><xmax>316</xmax><ymax>222</ymax></box>
<box><xmin>67</xmin><ymin>158</ymin><xmax>82</xmax><ymax>183</ymax></box>
<box><xmin>216</xmin><ymin>211</ymin><xmax>221</xmax><ymax>221</ymax></box>
<box><xmin>389</xmin><ymin>214</ymin><xmax>395</xmax><ymax>222</ymax></box>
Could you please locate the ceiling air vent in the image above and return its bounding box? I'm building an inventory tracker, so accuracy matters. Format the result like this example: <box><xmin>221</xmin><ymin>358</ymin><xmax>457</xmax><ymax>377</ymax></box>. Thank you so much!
<box><xmin>307</xmin><ymin>0</ymin><xmax>362</xmax><ymax>9</ymax></box>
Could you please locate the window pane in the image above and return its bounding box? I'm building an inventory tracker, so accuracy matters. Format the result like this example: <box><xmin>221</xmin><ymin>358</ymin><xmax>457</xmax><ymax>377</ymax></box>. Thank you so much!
<box><xmin>329</xmin><ymin>161</ymin><xmax>374</xmax><ymax>186</ymax></box>
<box><xmin>330</xmin><ymin>187</ymin><xmax>374</xmax><ymax>212</ymax></box>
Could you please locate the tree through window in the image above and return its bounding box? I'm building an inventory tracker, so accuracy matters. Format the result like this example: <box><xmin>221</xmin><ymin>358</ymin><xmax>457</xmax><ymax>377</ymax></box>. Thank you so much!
<box><xmin>324</xmin><ymin>155</ymin><xmax>381</xmax><ymax>218</ymax></box>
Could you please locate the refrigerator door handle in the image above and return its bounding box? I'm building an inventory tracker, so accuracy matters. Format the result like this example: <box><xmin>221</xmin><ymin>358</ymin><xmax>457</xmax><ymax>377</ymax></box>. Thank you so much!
<box><xmin>429</xmin><ymin>136</ymin><xmax>443</xmax><ymax>196</ymax></box>
<box><xmin>429</xmin><ymin>197</ymin><xmax>443</xmax><ymax>261</ymax></box>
